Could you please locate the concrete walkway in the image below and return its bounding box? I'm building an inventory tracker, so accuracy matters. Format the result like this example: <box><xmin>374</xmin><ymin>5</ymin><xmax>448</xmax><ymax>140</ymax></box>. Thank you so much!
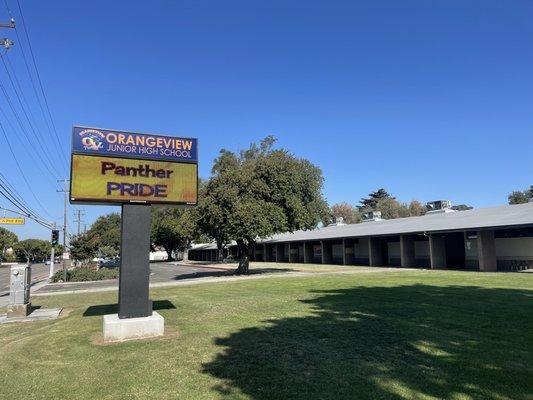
<box><xmin>31</xmin><ymin>265</ymin><xmax>415</xmax><ymax>297</ymax></box>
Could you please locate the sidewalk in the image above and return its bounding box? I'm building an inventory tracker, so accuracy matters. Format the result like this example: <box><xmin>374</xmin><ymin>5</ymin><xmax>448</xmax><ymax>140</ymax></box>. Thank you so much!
<box><xmin>31</xmin><ymin>265</ymin><xmax>413</xmax><ymax>297</ymax></box>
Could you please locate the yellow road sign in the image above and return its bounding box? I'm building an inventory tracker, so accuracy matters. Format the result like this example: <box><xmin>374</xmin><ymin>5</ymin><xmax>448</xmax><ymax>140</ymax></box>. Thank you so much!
<box><xmin>0</xmin><ymin>217</ymin><xmax>25</xmax><ymax>225</ymax></box>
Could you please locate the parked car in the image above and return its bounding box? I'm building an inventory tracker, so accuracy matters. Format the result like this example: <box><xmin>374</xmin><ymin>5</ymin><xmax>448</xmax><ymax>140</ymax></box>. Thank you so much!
<box><xmin>100</xmin><ymin>258</ymin><xmax>120</xmax><ymax>269</ymax></box>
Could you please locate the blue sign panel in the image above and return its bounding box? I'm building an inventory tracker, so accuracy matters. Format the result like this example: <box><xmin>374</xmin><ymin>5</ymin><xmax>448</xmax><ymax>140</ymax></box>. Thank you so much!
<box><xmin>72</xmin><ymin>126</ymin><xmax>198</xmax><ymax>163</ymax></box>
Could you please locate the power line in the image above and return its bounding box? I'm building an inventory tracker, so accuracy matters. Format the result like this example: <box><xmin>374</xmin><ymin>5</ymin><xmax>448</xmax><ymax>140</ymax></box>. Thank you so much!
<box><xmin>0</xmin><ymin>103</ymin><xmax>58</xmax><ymax>187</ymax></box>
<box><xmin>0</xmin><ymin>205</ymin><xmax>52</xmax><ymax>229</ymax></box>
<box><xmin>14</xmin><ymin>0</ymin><xmax>68</xmax><ymax>166</ymax></box>
<box><xmin>0</xmin><ymin>172</ymin><xmax>50</xmax><ymax>224</ymax></box>
<box><xmin>0</xmin><ymin>182</ymin><xmax>50</xmax><ymax>229</ymax></box>
<box><xmin>0</xmin><ymin>171</ymin><xmax>41</xmax><ymax>218</ymax></box>
<box><xmin>0</xmin><ymin>54</ymin><xmax>64</xmax><ymax>175</ymax></box>
<box><xmin>0</xmin><ymin>120</ymin><xmax>57</xmax><ymax>219</ymax></box>
<box><xmin>3</xmin><ymin>1</ymin><xmax>65</xmax><ymax>170</ymax></box>
<box><xmin>0</xmin><ymin>76</ymin><xmax>61</xmax><ymax>177</ymax></box>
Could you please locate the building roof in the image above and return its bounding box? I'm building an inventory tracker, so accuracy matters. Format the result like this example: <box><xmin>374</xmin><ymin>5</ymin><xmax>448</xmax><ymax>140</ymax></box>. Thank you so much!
<box><xmin>259</xmin><ymin>202</ymin><xmax>533</xmax><ymax>243</ymax></box>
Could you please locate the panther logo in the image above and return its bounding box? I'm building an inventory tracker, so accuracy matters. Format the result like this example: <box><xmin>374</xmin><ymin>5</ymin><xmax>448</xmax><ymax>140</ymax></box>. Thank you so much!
<box><xmin>79</xmin><ymin>129</ymin><xmax>105</xmax><ymax>151</ymax></box>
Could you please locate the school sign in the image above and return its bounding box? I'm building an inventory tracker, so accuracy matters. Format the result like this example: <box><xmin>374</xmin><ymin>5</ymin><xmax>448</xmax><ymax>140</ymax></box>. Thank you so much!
<box><xmin>70</xmin><ymin>126</ymin><xmax>198</xmax><ymax>206</ymax></box>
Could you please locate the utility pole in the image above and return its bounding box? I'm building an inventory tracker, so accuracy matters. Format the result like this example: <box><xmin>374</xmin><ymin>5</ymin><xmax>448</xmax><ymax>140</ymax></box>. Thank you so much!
<box><xmin>73</xmin><ymin>209</ymin><xmax>86</xmax><ymax>235</ymax></box>
<box><xmin>56</xmin><ymin>179</ymin><xmax>70</xmax><ymax>249</ymax></box>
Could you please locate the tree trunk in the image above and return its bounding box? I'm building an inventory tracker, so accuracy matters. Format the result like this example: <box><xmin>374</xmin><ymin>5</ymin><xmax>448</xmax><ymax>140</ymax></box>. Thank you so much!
<box><xmin>217</xmin><ymin>244</ymin><xmax>225</xmax><ymax>263</ymax></box>
<box><xmin>166</xmin><ymin>248</ymin><xmax>174</xmax><ymax>261</ymax></box>
<box><xmin>234</xmin><ymin>240</ymin><xmax>250</xmax><ymax>275</ymax></box>
<box><xmin>235</xmin><ymin>254</ymin><xmax>249</xmax><ymax>275</ymax></box>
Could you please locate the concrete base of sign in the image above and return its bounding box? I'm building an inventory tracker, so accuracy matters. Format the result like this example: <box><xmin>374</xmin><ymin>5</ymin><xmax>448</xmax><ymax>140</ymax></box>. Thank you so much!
<box><xmin>103</xmin><ymin>312</ymin><xmax>164</xmax><ymax>342</ymax></box>
<box><xmin>1</xmin><ymin>308</ymin><xmax>62</xmax><ymax>324</ymax></box>
<box><xmin>6</xmin><ymin>303</ymin><xmax>31</xmax><ymax>318</ymax></box>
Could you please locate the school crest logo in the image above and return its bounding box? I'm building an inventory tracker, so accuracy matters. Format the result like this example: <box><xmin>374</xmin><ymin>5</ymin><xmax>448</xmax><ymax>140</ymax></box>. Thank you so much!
<box><xmin>79</xmin><ymin>129</ymin><xmax>105</xmax><ymax>151</ymax></box>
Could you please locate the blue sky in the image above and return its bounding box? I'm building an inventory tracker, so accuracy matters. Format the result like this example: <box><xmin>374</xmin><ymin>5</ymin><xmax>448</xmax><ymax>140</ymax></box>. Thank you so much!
<box><xmin>1</xmin><ymin>0</ymin><xmax>532</xmax><ymax>240</ymax></box>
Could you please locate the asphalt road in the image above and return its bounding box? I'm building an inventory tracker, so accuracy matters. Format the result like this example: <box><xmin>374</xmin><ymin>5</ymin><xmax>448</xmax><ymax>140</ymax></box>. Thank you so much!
<box><xmin>0</xmin><ymin>263</ymin><xmax>51</xmax><ymax>298</ymax></box>
<box><xmin>36</xmin><ymin>262</ymin><xmax>231</xmax><ymax>294</ymax></box>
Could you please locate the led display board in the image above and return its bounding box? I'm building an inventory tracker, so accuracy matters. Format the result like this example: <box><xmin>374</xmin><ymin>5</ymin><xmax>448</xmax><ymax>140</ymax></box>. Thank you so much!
<box><xmin>70</xmin><ymin>155</ymin><xmax>198</xmax><ymax>205</ymax></box>
<box><xmin>70</xmin><ymin>126</ymin><xmax>198</xmax><ymax>206</ymax></box>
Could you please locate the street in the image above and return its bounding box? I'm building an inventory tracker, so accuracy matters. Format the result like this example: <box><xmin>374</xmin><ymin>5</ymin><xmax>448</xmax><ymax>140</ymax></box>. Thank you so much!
<box><xmin>34</xmin><ymin>262</ymin><xmax>231</xmax><ymax>295</ymax></box>
<box><xmin>0</xmin><ymin>263</ymin><xmax>51</xmax><ymax>298</ymax></box>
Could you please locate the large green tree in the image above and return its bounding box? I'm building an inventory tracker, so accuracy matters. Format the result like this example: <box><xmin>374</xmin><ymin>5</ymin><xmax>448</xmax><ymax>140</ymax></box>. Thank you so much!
<box><xmin>151</xmin><ymin>208</ymin><xmax>197</xmax><ymax>261</ymax></box>
<box><xmin>85</xmin><ymin>213</ymin><xmax>121</xmax><ymax>256</ymax></box>
<box><xmin>70</xmin><ymin>234</ymin><xmax>96</xmax><ymax>263</ymax></box>
<box><xmin>0</xmin><ymin>227</ymin><xmax>18</xmax><ymax>264</ymax></box>
<box><xmin>207</xmin><ymin>136</ymin><xmax>328</xmax><ymax>274</ymax></box>
<box><xmin>196</xmin><ymin>180</ymin><xmax>233</xmax><ymax>261</ymax></box>
<box><xmin>13</xmin><ymin>239</ymin><xmax>51</xmax><ymax>263</ymax></box>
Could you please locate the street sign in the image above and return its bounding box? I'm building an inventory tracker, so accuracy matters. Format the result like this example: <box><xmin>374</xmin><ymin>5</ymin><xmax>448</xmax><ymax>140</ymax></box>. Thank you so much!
<box><xmin>0</xmin><ymin>217</ymin><xmax>25</xmax><ymax>225</ymax></box>
<box><xmin>70</xmin><ymin>126</ymin><xmax>198</xmax><ymax>206</ymax></box>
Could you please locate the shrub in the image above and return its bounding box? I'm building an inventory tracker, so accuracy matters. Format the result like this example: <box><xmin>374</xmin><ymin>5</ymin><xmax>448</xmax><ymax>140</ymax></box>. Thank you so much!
<box><xmin>51</xmin><ymin>267</ymin><xmax>119</xmax><ymax>283</ymax></box>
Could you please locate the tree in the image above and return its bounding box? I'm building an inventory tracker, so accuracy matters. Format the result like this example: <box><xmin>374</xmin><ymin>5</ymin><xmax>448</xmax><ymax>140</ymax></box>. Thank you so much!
<box><xmin>408</xmin><ymin>200</ymin><xmax>426</xmax><ymax>216</ymax></box>
<box><xmin>0</xmin><ymin>227</ymin><xmax>18</xmax><ymax>264</ymax></box>
<box><xmin>330</xmin><ymin>202</ymin><xmax>361</xmax><ymax>224</ymax></box>
<box><xmin>70</xmin><ymin>234</ymin><xmax>96</xmax><ymax>263</ymax></box>
<box><xmin>508</xmin><ymin>186</ymin><xmax>533</xmax><ymax>204</ymax></box>
<box><xmin>208</xmin><ymin>136</ymin><xmax>329</xmax><ymax>274</ymax></box>
<box><xmin>13</xmin><ymin>239</ymin><xmax>51</xmax><ymax>263</ymax></box>
<box><xmin>85</xmin><ymin>213</ymin><xmax>121</xmax><ymax>255</ymax></box>
<box><xmin>375</xmin><ymin>198</ymin><xmax>410</xmax><ymax>220</ymax></box>
<box><xmin>359</xmin><ymin>188</ymin><xmax>394</xmax><ymax>210</ymax></box>
<box><xmin>98</xmin><ymin>245</ymin><xmax>118</xmax><ymax>259</ymax></box>
<box><xmin>196</xmin><ymin>180</ymin><xmax>234</xmax><ymax>261</ymax></box>
<box><xmin>151</xmin><ymin>208</ymin><xmax>197</xmax><ymax>261</ymax></box>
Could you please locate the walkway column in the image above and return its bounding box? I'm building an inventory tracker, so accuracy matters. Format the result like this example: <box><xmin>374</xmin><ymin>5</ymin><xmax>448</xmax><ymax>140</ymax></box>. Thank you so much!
<box><xmin>369</xmin><ymin>237</ymin><xmax>383</xmax><ymax>266</ymax></box>
<box><xmin>321</xmin><ymin>241</ymin><xmax>332</xmax><ymax>264</ymax></box>
<box><xmin>304</xmin><ymin>242</ymin><xmax>313</xmax><ymax>264</ymax></box>
<box><xmin>429</xmin><ymin>235</ymin><xmax>446</xmax><ymax>269</ymax></box>
<box><xmin>264</xmin><ymin>244</ymin><xmax>271</xmax><ymax>262</ymax></box>
<box><xmin>343</xmin><ymin>239</ymin><xmax>354</xmax><ymax>265</ymax></box>
<box><xmin>477</xmin><ymin>230</ymin><xmax>497</xmax><ymax>272</ymax></box>
<box><xmin>289</xmin><ymin>243</ymin><xmax>299</xmax><ymax>263</ymax></box>
<box><xmin>400</xmin><ymin>235</ymin><xmax>415</xmax><ymax>268</ymax></box>
<box><xmin>275</xmin><ymin>243</ymin><xmax>284</xmax><ymax>263</ymax></box>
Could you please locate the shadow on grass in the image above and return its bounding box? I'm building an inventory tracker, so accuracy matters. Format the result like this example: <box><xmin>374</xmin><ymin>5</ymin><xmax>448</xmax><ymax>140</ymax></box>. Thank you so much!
<box><xmin>82</xmin><ymin>300</ymin><xmax>176</xmax><ymax>317</ymax></box>
<box><xmin>203</xmin><ymin>284</ymin><xmax>533</xmax><ymax>400</ymax></box>
<box><xmin>173</xmin><ymin>268</ymin><xmax>294</xmax><ymax>281</ymax></box>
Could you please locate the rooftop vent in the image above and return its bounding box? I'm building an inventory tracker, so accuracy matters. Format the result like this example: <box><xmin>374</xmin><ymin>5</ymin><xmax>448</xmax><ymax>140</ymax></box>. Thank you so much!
<box><xmin>426</xmin><ymin>200</ymin><xmax>455</xmax><ymax>214</ymax></box>
<box><xmin>362</xmin><ymin>211</ymin><xmax>383</xmax><ymax>222</ymax></box>
<box><xmin>327</xmin><ymin>217</ymin><xmax>346</xmax><ymax>227</ymax></box>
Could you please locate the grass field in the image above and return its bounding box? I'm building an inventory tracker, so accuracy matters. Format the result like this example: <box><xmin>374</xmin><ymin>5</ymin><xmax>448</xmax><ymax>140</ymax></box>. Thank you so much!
<box><xmin>1</xmin><ymin>269</ymin><xmax>532</xmax><ymax>400</ymax></box>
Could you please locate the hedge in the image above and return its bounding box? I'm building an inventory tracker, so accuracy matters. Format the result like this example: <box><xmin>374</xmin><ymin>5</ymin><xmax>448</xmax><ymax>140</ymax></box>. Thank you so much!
<box><xmin>51</xmin><ymin>267</ymin><xmax>119</xmax><ymax>283</ymax></box>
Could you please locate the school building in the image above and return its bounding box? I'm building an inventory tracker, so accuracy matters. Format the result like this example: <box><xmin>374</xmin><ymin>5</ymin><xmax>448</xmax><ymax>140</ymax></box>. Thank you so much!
<box><xmin>188</xmin><ymin>202</ymin><xmax>533</xmax><ymax>272</ymax></box>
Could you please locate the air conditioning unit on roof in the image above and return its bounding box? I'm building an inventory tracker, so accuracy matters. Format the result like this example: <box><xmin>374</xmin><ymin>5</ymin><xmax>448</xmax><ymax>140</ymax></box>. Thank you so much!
<box><xmin>426</xmin><ymin>200</ymin><xmax>455</xmax><ymax>214</ymax></box>
<box><xmin>362</xmin><ymin>211</ymin><xmax>382</xmax><ymax>222</ymax></box>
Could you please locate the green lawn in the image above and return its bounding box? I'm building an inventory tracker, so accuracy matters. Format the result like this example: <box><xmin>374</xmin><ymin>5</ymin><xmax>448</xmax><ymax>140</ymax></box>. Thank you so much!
<box><xmin>1</xmin><ymin>270</ymin><xmax>532</xmax><ymax>400</ymax></box>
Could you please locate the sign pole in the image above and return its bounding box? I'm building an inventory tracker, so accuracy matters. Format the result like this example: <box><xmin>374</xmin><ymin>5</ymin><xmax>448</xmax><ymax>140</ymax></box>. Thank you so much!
<box><xmin>118</xmin><ymin>204</ymin><xmax>152</xmax><ymax>319</ymax></box>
